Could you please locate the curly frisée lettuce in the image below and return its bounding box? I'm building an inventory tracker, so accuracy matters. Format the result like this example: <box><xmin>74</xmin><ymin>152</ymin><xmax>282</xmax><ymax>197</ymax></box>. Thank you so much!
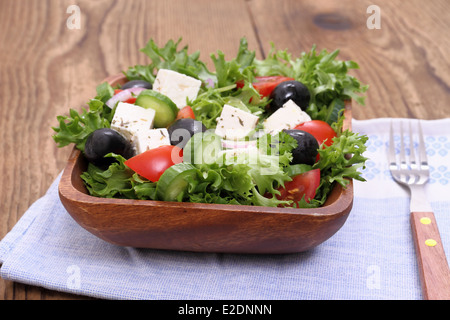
<box><xmin>254</xmin><ymin>43</ymin><xmax>368</xmax><ymax>125</ymax></box>
<box><xmin>125</xmin><ymin>38</ymin><xmax>215</xmax><ymax>84</ymax></box>
<box><xmin>53</xmin><ymin>37</ymin><xmax>369</xmax><ymax>208</ymax></box>
<box><xmin>52</xmin><ymin>83</ymin><xmax>115</xmax><ymax>152</ymax></box>
<box><xmin>311</xmin><ymin>129</ymin><xmax>368</xmax><ymax>207</ymax></box>
<box><xmin>81</xmin><ymin>153</ymin><xmax>157</xmax><ymax>200</ymax></box>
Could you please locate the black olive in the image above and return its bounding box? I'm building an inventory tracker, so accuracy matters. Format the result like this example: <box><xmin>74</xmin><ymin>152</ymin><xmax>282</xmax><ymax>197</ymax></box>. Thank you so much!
<box><xmin>121</xmin><ymin>80</ymin><xmax>152</xmax><ymax>90</ymax></box>
<box><xmin>167</xmin><ymin>118</ymin><xmax>207</xmax><ymax>148</ymax></box>
<box><xmin>283</xmin><ymin>129</ymin><xmax>319</xmax><ymax>165</ymax></box>
<box><xmin>84</xmin><ymin>128</ymin><xmax>134</xmax><ymax>168</ymax></box>
<box><xmin>270</xmin><ymin>80</ymin><xmax>310</xmax><ymax>111</ymax></box>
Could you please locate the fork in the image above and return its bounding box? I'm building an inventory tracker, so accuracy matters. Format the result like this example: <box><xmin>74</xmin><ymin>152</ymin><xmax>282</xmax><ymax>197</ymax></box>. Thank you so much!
<box><xmin>389</xmin><ymin>120</ymin><xmax>450</xmax><ymax>300</ymax></box>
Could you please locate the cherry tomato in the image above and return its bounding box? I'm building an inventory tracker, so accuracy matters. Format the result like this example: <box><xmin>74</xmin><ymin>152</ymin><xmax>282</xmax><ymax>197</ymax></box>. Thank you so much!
<box><xmin>176</xmin><ymin>106</ymin><xmax>195</xmax><ymax>120</ymax></box>
<box><xmin>236</xmin><ymin>76</ymin><xmax>294</xmax><ymax>98</ymax></box>
<box><xmin>253</xmin><ymin>76</ymin><xmax>295</xmax><ymax>98</ymax></box>
<box><xmin>294</xmin><ymin>120</ymin><xmax>337</xmax><ymax>147</ymax></box>
<box><xmin>276</xmin><ymin>169</ymin><xmax>320</xmax><ymax>205</ymax></box>
<box><xmin>124</xmin><ymin>145</ymin><xmax>183</xmax><ymax>182</ymax></box>
<box><xmin>125</xmin><ymin>97</ymin><xmax>137</xmax><ymax>104</ymax></box>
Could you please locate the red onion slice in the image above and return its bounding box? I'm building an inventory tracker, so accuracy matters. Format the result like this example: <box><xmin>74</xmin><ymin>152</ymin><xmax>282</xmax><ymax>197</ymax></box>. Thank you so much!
<box><xmin>105</xmin><ymin>87</ymin><xmax>146</xmax><ymax>109</ymax></box>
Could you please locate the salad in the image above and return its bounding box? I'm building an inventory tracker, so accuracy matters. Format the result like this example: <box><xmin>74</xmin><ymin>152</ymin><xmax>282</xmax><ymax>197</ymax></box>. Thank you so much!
<box><xmin>53</xmin><ymin>38</ymin><xmax>368</xmax><ymax>208</ymax></box>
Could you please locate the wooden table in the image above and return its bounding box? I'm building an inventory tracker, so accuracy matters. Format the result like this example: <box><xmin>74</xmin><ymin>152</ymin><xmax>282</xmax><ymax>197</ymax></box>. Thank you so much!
<box><xmin>0</xmin><ymin>0</ymin><xmax>448</xmax><ymax>300</ymax></box>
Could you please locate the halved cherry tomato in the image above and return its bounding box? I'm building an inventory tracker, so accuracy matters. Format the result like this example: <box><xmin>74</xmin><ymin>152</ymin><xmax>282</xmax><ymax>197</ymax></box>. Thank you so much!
<box><xmin>276</xmin><ymin>169</ymin><xmax>320</xmax><ymax>206</ymax></box>
<box><xmin>253</xmin><ymin>76</ymin><xmax>295</xmax><ymax>98</ymax></box>
<box><xmin>124</xmin><ymin>145</ymin><xmax>183</xmax><ymax>182</ymax></box>
<box><xmin>294</xmin><ymin>120</ymin><xmax>337</xmax><ymax>147</ymax></box>
<box><xmin>236</xmin><ymin>76</ymin><xmax>294</xmax><ymax>98</ymax></box>
<box><xmin>125</xmin><ymin>97</ymin><xmax>137</xmax><ymax>104</ymax></box>
<box><xmin>176</xmin><ymin>106</ymin><xmax>195</xmax><ymax>120</ymax></box>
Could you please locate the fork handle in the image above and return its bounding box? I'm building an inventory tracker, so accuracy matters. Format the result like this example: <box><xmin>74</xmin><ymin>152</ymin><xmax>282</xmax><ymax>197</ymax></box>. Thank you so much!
<box><xmin>411</xmin><ymin>211</ymin><xmax>450</xmax><ymax>300</ymax></box>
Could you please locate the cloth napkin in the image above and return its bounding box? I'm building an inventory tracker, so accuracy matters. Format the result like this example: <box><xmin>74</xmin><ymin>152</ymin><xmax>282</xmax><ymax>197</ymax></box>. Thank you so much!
<box><xmin>1</xmin><ymin>118</ymin><xmax>450</xmax><ymax>300</ymax></box>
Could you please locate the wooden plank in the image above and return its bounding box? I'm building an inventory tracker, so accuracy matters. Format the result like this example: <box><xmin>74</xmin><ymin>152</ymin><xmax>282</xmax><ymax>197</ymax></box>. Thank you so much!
<box><xmin>0</xmin><ymin>0</ymin><xmax>258</xmax><ymax>300</ymax></box>
<box><xmin>249</xmin><ymin>0</ymin><xmax>450</xmax><ymax>120</ymax></box>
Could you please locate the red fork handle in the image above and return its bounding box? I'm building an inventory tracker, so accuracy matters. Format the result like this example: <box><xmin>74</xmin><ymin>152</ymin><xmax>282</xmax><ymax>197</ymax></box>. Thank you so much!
<box><xmin>411</xmin><ymin>211</ymin><xmax>450</xmax><ymax>300</ymax></box>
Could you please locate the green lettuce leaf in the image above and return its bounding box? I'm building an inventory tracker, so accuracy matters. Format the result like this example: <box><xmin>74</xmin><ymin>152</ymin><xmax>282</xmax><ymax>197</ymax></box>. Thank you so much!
<box><xmin>190</xmin><ymin>85</ymin><xmax>233</xmax><ymax>129</ymax></box>
<box><xmin>311</xmin><ymin>128</ymin><xmax>368</xmax><ymax>206</ymax></box>
<box><xmin>124</xmin><ymin>38</ymin><xmax>215</xmax><ymax>84</ymax></box>
<box><xmin>81</xmin><ymin>154</ymin><xmax>157</xmax><ymax>200</ymax></box>
<box><xmin>52</xmin><ymin>83</ymin><xmax>114</xmax><ymax>151</ymax></box>
<box><xmin>254</xmin><ymin>43</ymin><xmax>368</xmax><ymax>125</ymax></box>
<box><xmin>210</xmin><ymin>38</ymin><xmax>255</xmax><ymax>88</ymax></box>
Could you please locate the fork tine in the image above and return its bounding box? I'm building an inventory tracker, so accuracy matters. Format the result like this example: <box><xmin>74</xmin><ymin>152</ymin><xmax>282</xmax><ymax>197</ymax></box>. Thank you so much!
<box><xmin>417</xmin><ymin>121</ymin><xmax>430</xmax><ymax>186</ymax></box>
<box><xmin>409</xmin><ymin>122</ymin><xmax>417</xmax><ymax>170</ymax></box>
<box><xmin>417</xmin><ymin>120</ymin><xmax>428</xmax><ymax>169</ymax></box>
<box><xmin>406</xmin><ymin>121</ymin><xmax>422</xmax><ymax>184</ymax></box>
<box><xmin>388</xmin><ymin>121</ymin><xmax>397</xmax><ymax>170</ymax></box>
<box><xmin>399</xmin><ymin>122</ymin><xmax>408</xmax><ymax>171</ymax></box>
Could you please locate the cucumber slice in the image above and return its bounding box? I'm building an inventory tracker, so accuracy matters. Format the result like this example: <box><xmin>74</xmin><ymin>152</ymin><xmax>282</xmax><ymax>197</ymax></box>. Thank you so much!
<box><xmin>135</xmin><ymin>90</ymin><xmax>178</xmax><ymax>128</ymax></box>
<box><xmin>156</xmin><ymin>163</ymin><xmax>198</xmax><ymax>201</ymax></box>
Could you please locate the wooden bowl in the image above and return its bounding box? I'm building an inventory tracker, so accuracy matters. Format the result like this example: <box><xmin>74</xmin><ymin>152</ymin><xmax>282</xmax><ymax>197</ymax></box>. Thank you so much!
<box><xmin>58</xmin><ymin>74</ymin><xmax>354</xmax><ymax>254</ymax></box>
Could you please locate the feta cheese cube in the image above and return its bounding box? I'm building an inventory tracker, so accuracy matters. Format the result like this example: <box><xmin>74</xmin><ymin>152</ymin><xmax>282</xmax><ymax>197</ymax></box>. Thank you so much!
<box><xmin>153</xmin><ymin>69</ymin><xmax>202</xmax><ymax>109</ymax></box>
<box><xmin>263</xmin><ymin>100</ymin><xmax>311</xmax><ymax>135</ymax></box>
<box><xmin>134</xmin><ymin>128</ymin><xmax>171</xmax><ymax>154</ymax></box>
<box><xmin>110</xmin><ymin>102</ymin><xmax>156</xmax><ymax>142</ymax></box>
<box><xmin>215</xmin><ymin>104</ymin><xmax>259</xmax><ymax>140</ymax></box>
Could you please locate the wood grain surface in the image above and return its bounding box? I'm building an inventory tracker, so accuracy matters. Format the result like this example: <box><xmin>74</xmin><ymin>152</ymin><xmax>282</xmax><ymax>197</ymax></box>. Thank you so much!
<box><xmin>0</xmin><ymin>0</ymin><xmax>449</xmax><ymax>300</ymax></box>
